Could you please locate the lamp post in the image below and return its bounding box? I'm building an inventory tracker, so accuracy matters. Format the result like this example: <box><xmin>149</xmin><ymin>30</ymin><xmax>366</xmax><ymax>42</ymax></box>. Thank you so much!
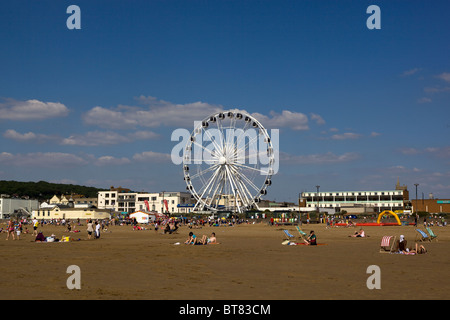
<box><xmin>414</xmin><ymin>184</ymin><xmax>419</xmax><ymax>215</ymax></box>
<box><xmin>298</xmin><ymin>192</ymin><xmax>302</xmax><ymax>226</ymax></box>
<box><xmin>316</xmin><ymin>185</ymin><xmax>320</xmax><ymax>213</ymax></box>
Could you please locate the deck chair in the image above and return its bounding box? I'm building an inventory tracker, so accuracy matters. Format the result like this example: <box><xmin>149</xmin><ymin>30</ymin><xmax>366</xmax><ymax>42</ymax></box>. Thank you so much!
<box><xmin>426</xmin><ymin>227</ymin><xmax>438</xmax><ymax>242</ymax></box>
<box><xmin>283</xmin><ymin>229</ymin><xmax>295</xmax><ymax>240</ymax></box>
<box><xmin>296</xmin><ymin>226</ymin><xmax>308</xmax><ymax>240</ymax></box>
<box><xmin>380</xmin><ymin>235</ymin><xmax>396</xmax><ymax>253</ymax></box>
<box><xmin>415</xmin><ymin>229</ymin><xmax>429</xmax><ymax>242</ymax></box>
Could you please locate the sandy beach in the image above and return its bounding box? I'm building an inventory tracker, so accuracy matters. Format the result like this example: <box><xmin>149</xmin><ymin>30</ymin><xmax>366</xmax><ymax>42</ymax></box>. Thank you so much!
<box><xmin>1</xmin><ymin>222</ymin><xmax>449</xmax><ymax>300</ymax></box>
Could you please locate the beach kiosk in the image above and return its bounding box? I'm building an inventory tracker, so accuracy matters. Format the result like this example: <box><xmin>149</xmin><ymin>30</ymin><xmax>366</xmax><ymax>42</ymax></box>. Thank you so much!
<box><xmin>129</xmin><ymin>210</ymin><xmax>152</xmax><ymax>224</ymax></box>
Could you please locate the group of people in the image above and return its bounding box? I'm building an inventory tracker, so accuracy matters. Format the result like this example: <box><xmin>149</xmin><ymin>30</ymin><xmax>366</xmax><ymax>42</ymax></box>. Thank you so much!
<box><xmin>184</xmin><ymin>231</ymin><xmax>219</xmax><ymax>245</ymax></box>
<box><xmin>397</xmin><ymin>234</ymin><xmax>427</xmax><ymax>254</ymax></box>
<box><xmin>3</xmin><ymin>218</ymin><xmax>38</xmax><ymax>240</ymax></box>
<box><xmin>33</xmin><ymin>219</ymin><xmax>101</xmax><ymax>242</ymax></box>
<box><xmin>86</xmin><ymin>220</ymin><xmax>102</xmax><ymax>239</ymax></box>
<box><xmin>4</xmin><ymin>219</ymin><xmax>23</xmax><ymax>240</ymax></box>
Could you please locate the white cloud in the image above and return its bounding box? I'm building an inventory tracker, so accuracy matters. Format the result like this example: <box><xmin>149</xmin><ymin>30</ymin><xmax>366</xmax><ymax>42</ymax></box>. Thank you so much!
<box><xmin>437</xmin><ymin>72</ymin><xmax>450</xmax><ymax>82</ymax></box>
<box><xmin>0</xmin><ymin>98</ymin><xmax>69</xmax><ymax>120</ymax></box>
<box><xmin>417</xmin><ymin>97</ymin><xmax>432</xmax><ymax>104</ymax></box>
<box><xmin>3</xmin><ymin>129</ymin><xmax>38</xmax><ymax>141</ymax></box>
<box><xmin>388</xmin><ymin>165</ymin><xmax>407</xmax><ymax>171</ymax></box>
<box><xmin>399</xmin><ymin>146</ymin><xmax>450</xmax><ymax>159</ymax></box>
<box><xmin>252</xmin><ymin>110</ymin><xmax>309</xmax><ymax>130</ymax></box>
<box><xmin>83</xmin><ymin>95</ymin><xmax>319</xmax><ymax>131</ymax></box>
<box><xmin>426</xmin><ymin>146</ymin><xmax>450</xmax><ymax>158</ymax></box>
<box><xmin>280</xmin><ymin>151</ymin><xmax>360</xmax><ymax>165</ymax></box>
<box><xmin>424</xmin><ymin>86</ymin><xmax>450</xmax><ymax>93</ymax></box>
<box><xmin>3</xmin><ymin>129</ymin><xmax>57</xmax><ymax>143</ymax></box>
<box><xmin>330</xmin><ymin>132</ymin><xmax>362</xmax><ymax>140</ymax></box>
<box><xmin>0</xmin><ymin>152</ymin><xmax>88</xmax><ymax>167</ymax></box>
<box><xmin>83</xmin><ymin>99</ymin><xmax>223</xmax><ymax>129</ymax></box>
<box><xmin>95</xmin><ymin>156</ymin><xmax>131</xmax><ymax>166</ymax></box>
<box><xmin>401</xmin><ymin>68</ymin><xmax>421</xmax><ymax>77</ymax></box>
<box><xmin>399</xmin><ymin>147</ymin><xmax>420</xmax><ymax>155</ymax></box>
<box><xmin>309</xmin><ymin>113</ymin><xmax>326</xmax><ymax>125</ymax></box>
<box><xmin>4</xmin><ymin>129</ymin><xmax>159</xmax><ymax>146</ymax></box>
<box><xmin>61</xmin><ymin>130</ymin><xmax>160</xmax><ymax>146</ymax></box>
<box><xmin>0</xmin><ymin>149</ymin><xmax>176</xmax><ymax>168</ymax></box>
<box><xmin>62</xmin><ymin>131</ymin><xmax>130</xmax><ymax>146</ymax></box>
<box><xmin>133</xmin><ymin>151</ymin><xmax>172</xmax><ymax>163</ymax></box>
<box><xmin>128</xmin><ymin>130</ymin><xmax>160</xmax><ymax>140</ymax></box>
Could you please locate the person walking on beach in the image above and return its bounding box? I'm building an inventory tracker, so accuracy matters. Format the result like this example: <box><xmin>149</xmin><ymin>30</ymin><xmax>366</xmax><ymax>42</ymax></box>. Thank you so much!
<box><xmin>95</xmin><ymin>221</ymin><xmax>101</xmax><ymax>239</ymax></box>
<box><xmin>86</xmin><ymin>220</ymin><xmax>94</xmax><ymax>239</ymax></box>
<box><xmin>5</xmin><ymin>219</ymin><xmax>15</xmax><ymax>240</ymax></box>
<box><xmin>15</xmin><ymin>221</ymin><xmax>22</xmax><ymax>240</ymax></box>
<box><xmin>32</xmin><ymin>218</ymin><xmax>39</xmax><ymax>236</ymax></box>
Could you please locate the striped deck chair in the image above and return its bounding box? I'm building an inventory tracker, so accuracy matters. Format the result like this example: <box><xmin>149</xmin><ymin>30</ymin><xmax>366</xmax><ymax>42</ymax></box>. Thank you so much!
<box><xmin>380</xmin><ymin>235</ymin><xmax>396</xmax><ymax>253</ymax></box>
<box><xmin>415</xmin><ymin>229</ymin><xmax>429</xmax><ymax>242</ymax></box>
<box><xmin>296</xmin><ymin>226</ymin><xmax>307</xmax><ymax>239</ymax></box>
<box><xmin>283</xmin><ymin>229</ymin><xmax>295</xmax><ymax>240</ymax></box>
<box><xmin>426</xmin><ymin>227</ymin><xmax>438</xmax><ymax>241</ymax></box>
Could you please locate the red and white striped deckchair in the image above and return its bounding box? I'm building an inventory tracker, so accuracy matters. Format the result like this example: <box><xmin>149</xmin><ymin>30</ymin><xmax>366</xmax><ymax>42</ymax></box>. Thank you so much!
<box><xmin>380</xmin><ymin>235</ymin><xmax>396</xmax><ymax>253</ymax></box>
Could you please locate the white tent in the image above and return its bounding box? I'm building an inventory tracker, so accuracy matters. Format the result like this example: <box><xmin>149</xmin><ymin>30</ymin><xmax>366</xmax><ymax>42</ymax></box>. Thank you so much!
<box><xmin>129</xmin><ymin>210</ymin><xmax>153</xmax><ymax>224</ymax></box>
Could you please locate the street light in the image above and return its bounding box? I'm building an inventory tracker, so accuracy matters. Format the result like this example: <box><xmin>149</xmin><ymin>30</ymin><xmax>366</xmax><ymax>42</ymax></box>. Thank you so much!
<box><xmin>414</xmin><ymin>183</ymin><xmax>419</xmax><ymax>215</ymax></box>
<box><xmin>316</xmin><ymin>185</ymin><xmax>320</xmax><ymax>213</ymax></box>
<box><xmin>298</xmin><ymin>192</ymin><xmax>302</xmax><ymax>226</ymax></box>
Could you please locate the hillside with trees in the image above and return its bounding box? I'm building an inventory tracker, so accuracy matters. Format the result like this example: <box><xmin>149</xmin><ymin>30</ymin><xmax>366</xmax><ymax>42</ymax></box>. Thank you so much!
<box><xmin>0</xmin><ymin>180</ymin><xmax>104</xmax><ymax>200</ymax></box>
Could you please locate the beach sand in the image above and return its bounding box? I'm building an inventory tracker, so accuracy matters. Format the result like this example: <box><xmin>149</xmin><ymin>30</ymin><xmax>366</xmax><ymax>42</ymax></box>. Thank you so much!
<box><xmin>1</xmin><ymin>222</ymin><xmax>449</xmax><ymax>300</ymax></box>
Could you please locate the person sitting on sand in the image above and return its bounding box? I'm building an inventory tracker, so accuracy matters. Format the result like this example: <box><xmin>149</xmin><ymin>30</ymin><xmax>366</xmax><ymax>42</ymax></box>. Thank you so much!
<box><xmin>200</xmin><ymin>232</ymin><xmax>219</xmax><ymax>245</ymax></box>
<box><xmin>398</xmin><ymin>235</ymin><xmax>407</xmax><ymax>252</ymax></box>
<box><xmin>350</xmin><ymin>228</ymin><xmax>366</xmax><ymax>237</ymax></box>
<box><xmin>185</xmin><ymin>232</ymin><xmax>198</xmax><ymax>245</ymax></box>
<box><xmin>303</xmin><ymin>230</ymin><xmax>317</xmax><ymax>245</ymax></box>
<box><xmin>164</xmin><ymin>222</ymin><xmax>178</xmax><ymax>234</ymax></box>
<box><xmin>400</xmin><ymin>242</ymin><xmax>427</xmax><ymax>255</ymax></box>
<box><xmin>35</xmin><ymin>232</ymin><xmax>46</xmax><ymax>242</ymax></box>
<box><xmin>410</xmin><ymin>243</ymin><xmax>427</xmax><ymax>254</ymax></box>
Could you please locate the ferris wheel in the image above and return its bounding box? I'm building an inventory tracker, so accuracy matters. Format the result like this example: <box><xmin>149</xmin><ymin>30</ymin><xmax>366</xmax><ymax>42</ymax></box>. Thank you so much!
<box><xmin>183</xmin><ymin>110</ymin><xmax>275</xmax><ymax>213</ymax></box>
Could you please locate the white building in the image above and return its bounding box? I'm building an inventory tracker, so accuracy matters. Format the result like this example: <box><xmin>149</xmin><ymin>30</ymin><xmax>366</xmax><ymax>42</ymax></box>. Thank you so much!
<box><xmin>32</xmin><ymin>205</ymin><xmax>111</xmax><ymax>220</ymax></box>
<box><xmin>301</xmin><ymin>189</ymin><xmax>407</xmax><ymax>213</ymax></box>
<box><xmin>0</xmin><ymin>196</ymin><xmax>39</xmax><ymax>219</ymax></box>
<box><xmin>98</xmin><ymin>190</ymin><xmax>195</xmax><ymax>215</ymax></box>
<box><xmin>31</xmin><ymin>194</ymin><xmax>109</xmax><ymax>220</ymax></box>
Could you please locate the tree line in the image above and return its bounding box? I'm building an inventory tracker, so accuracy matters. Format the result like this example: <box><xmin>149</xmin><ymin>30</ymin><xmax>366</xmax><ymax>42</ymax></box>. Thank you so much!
<box><xmin>0</xmin><ymin>180</ymin><xmax>103</xmax><ymax>200</ymax></box>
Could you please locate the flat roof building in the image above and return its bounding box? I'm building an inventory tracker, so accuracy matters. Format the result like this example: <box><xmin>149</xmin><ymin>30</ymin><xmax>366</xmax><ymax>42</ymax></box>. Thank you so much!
<box><xmin>411</xmin><ymin>199</ymin><xmax>450</xmax><ymax>214</ymax></box>
<box><xmin>301</xmin><ymin>189</ymin><xmax>407</xmax><ymax>213</ymax></box>
<box><xmin>0</xmin><ymin>196</ymin><xmax>39</xmax><ymax>219</ymax></box>
<box><xmin>32</xmin><ymin>205</ymin><xmax>111</xmax><ymax>220</ymax></box>
<box><xmin>98</xmin><ymin>190</ymin><xmax>195</xmax><ymax>215</ymax></box>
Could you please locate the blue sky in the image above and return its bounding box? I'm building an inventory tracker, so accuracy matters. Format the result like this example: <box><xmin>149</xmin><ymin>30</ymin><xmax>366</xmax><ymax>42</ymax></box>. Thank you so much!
<box><xmin>1</xmin><ymin>0</ymin><xmax>449</xmax><ymax>202</ymax></box>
